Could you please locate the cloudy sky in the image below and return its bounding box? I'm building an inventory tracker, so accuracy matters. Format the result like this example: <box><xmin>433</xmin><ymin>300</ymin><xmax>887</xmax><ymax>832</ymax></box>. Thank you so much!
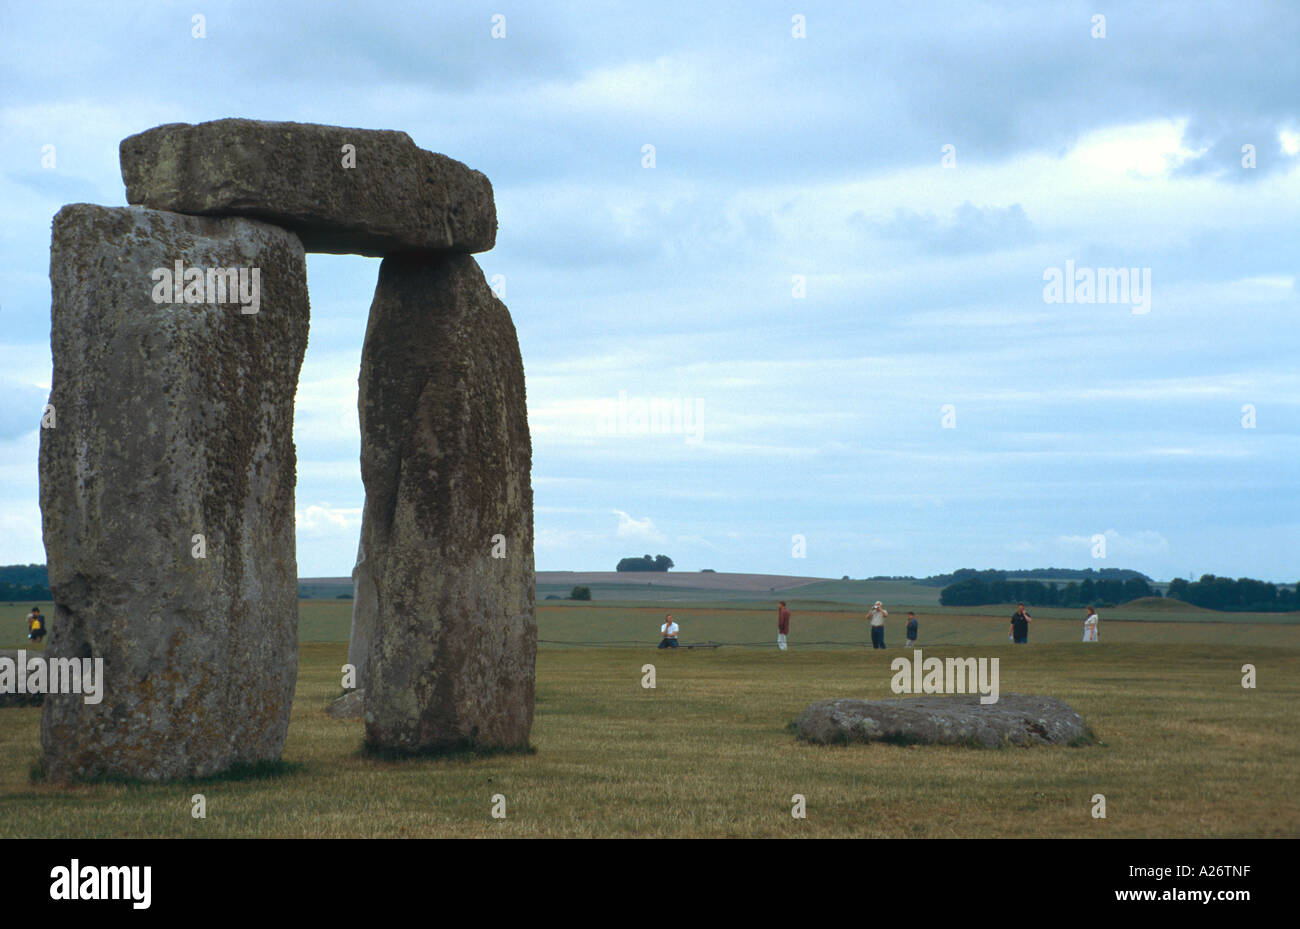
<box><xmin>1</xmin><ymin>1</ymin><xmax>1297</xmax><ymax>582</ymax></box>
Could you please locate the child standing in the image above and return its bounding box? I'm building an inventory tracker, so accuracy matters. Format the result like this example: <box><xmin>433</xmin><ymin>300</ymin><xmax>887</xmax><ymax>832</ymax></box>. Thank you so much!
<box><xmin>905</xmin><ymin>611</ymin><xmax>918</xmax><ymax>647</ymax></box>
<box><xmin>27</xmin><ymin>607</ymin><xmax>46</xmax><ymax>644</ymax></box>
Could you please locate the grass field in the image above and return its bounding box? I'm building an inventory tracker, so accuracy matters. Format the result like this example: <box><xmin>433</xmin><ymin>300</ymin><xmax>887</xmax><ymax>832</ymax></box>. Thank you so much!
<box><xmin>2</xmin><ymin>598</ymin><xmax>1297</xmax><ymax>837</ymax></box>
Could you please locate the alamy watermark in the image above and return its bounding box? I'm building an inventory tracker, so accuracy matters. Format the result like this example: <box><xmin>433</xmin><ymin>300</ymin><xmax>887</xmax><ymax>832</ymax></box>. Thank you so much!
<box><xmin>150</xmin><ymin>261</ymin><xmax>261</xmax><ymax>314</ymax></box>
<box><xmin>0</xmin><ymin>650</ymin><xmax>104</xmax><ymax>704</ymax></box>
<box><xmin>890</xmin><ymin>649</ymin><xmax>999</xmax><ymax>704</ymax></box>
<box><xmin>596</xmin><ymin>390</ymin><xmax>703</xmax><ymax>444</ymax></box>
<box><xmin>1043</xmin><ymin>260</ymin><xmax>1150</xmax><ymax>314</ymax></box>
<box><xmin>50</xmin><ymin>859</ymin><xmax>150</xmax><ymax>909</ymax></box>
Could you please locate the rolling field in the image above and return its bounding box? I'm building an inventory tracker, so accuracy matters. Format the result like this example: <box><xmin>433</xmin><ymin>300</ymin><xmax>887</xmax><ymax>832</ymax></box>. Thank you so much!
<box><xmin>3</xmin><ymin>596</ymin><xmax>1298</xmax><ymax>837</ymax></box>
<box><xmin>300</xmin><ymin>573</ymin><xmax>947</xmax><ymax>605</ymax></box>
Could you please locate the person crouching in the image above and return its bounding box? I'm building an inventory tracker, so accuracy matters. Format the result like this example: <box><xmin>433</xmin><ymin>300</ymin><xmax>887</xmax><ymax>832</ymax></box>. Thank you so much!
<box><xmin>658</xmin><ymin>613</ymin><xmax>680</xmax><ymax>649</ymax></box>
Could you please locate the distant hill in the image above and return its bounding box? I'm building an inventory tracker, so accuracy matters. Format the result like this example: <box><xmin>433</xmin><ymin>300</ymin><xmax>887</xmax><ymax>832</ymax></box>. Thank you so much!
<box><xmin>297</xmin><ymin>570</ymin><xmax>847</xmax><ymax>603</ymax></box>
<box><xmin>537</xmin><ymin>571</ymin><xmax>827</xmax><ymax>591</ymax></box>
<box><xmin>1122</xmin><ymin>596</ymin><xmax>1210</xmax><ymax>612</ymax></box>
<box><xmin>298</xmin><ymin>570</ymin><xmax>1156</xmax><ymax>606</ymax></box>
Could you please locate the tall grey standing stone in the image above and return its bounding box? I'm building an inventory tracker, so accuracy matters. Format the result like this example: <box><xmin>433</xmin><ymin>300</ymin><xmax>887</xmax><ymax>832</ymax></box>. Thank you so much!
<box><xmin>120</xmin><ymin>119</ymin><xmax>497</xmax><ymax>256</ymax></box>
<box><xmin>358</xmin><ymin>252</ymin><xmax>534</xmax><ymax>753</ymax></box>
<box><xmin>346</xmin><ymin>500</ymin><xmax>377</xmax><ymax>688</ymax></box>
<box><xmin>39</xmin><ymin>204</ymin><xmax>309</xmax><ymax>781</ymax></box>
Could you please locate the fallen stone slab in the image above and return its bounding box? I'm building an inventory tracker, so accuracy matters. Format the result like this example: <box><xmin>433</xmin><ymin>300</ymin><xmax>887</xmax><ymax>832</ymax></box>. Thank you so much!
<box><xmin>0</xmin><ymin>650</ymin><xmax>46</xmax><ymax>708</ymax></box>
<box><xmin>358</xmin><ymin>251</ymin><xmax>535</xmax><ymax>755</ymax></box>
<box><xmin>793</xmin><ymin>693</ymin><xmax>1089</xmax><ymax>747</ymax></box>
<box><xmin>39</xmin><ymin>203</ymin><xmax>309</xmax><ymax>781</ymax></box>
<box><xmin>120</xmin><ymin>119</ymin><xmax>496</xmax><ymax>256</ymax></box>
<box><xmin>326</xmin><ymin>689</ymin><xmax>364</xmax><ymax>720</ymax></box>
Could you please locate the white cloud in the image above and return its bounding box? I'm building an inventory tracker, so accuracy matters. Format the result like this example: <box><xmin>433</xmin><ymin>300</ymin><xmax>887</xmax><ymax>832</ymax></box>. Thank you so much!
<box><xmin>296</xmin><ymin>504</ymin><xmax>363</xmax><ymax>536</ymax></box>
<box><xmin>613</xmin><ymin>509</ymin><xmax>664</xmax><ymax>542</ymax></box>
<box><xmin>536</xmin><ymin>526</ymin><xmax>608</xmax><ymax>551</ymax></box>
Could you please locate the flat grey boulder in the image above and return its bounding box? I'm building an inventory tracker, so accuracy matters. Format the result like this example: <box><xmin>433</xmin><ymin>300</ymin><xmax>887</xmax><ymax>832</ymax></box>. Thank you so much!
<box><xmin>325</xmin><ymin>691</ymin><xmax>366</xmax><ymax>717</ymax></box>
<box><xmin>326</xmin><ymin>690</ymin><xmax>363</xmax><ymax>720</ymax></box>
<box><xmin>120</xmin><ymin>119</ymin><xmax>496</xmax><ymax>256</ymax></box>
<box><xmin>793</xmin><ymin>694</ymin><xmax>1088</xmax><ymax>747</ymax></box>
<box><xmin>39</xmin><ymin>204</ymin><xmax>309</xmax><ymax>781</ymax></box>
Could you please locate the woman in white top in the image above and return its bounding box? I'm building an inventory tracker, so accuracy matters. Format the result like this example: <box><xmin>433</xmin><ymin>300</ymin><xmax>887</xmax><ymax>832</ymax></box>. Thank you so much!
<box><xmin>1083</xmin><ymin>606</ymin><xmax>1099</xmax><ymax>642</ymax></box>
<box><xmin>868</xmin><ymin>601</ymin><xmax>888</xmax><ymax>649</ymax></box>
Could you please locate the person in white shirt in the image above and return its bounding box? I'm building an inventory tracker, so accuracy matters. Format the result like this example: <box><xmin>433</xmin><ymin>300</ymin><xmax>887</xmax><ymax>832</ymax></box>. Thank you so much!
<box><xmin>1083</xmin><ymin>606</ymin><xmax>1099</xmax><ymax>642</ymax></box>
<box><xmin>658</xmin><ymin>613</ymin><xmax>680</xmax><ymax>649</ymax></box>
<box><xmin>868</xmin><ymin>601</ymin><xmax>888</xmax><ymax>649</ymax></box>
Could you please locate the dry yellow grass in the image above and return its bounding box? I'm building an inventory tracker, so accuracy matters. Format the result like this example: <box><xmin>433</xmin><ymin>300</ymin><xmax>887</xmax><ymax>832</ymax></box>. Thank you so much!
<box><xmin>2</xmin><ymin>638</ymin><xmax>1296</xmax><ymax>837</ymax></box>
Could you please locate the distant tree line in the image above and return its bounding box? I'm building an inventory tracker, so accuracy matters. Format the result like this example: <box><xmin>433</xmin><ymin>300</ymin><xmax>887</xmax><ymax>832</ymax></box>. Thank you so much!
<box><xmin>0</xmin><ymin>563</ymin><xmax>51</xmax><ymax>601</ymax></box>
<box><xmin>0</xmin><ymin>582</ymin><xmax>52</xmax><ymax>602</ymax></box>
<box><xmin>1167</xmin><ymin>575</ymin><xmax>1299</xmax><ymax>612</ymax></box>
<box><xmin>616</xmin><ymin>554</ymin><xmax>674</xmax><ymax>572</ymax></box>
<box><xmin>940</xmin><ymin>575</ymin><xmax>1156</xmax><ymax>608</ymax></box>
<box><xmin>922</xmin><ymin>567</ymin><xmax>1152</xmax><ymax>588</ymax></box>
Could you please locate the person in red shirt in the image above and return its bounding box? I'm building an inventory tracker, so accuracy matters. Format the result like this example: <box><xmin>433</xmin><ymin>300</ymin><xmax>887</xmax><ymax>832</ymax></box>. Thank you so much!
<box><xmin>777</xmin><ymin>601</ymin><xmax>791</xmax><ymax>651</ymax></box>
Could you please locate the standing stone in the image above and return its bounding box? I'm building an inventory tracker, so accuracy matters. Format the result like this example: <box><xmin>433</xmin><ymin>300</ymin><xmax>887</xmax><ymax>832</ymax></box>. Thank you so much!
<box><xmin>120</xmin><ymin>119</ymin><xmax>497</xmax><ymax>256</ymax></box>
<box><xmin>39</xmin><ymin>204</ymin><xmax>309</xmax><ymax>781</ymax></box>
<box><xmin>358</xmin><ymin>252</ymin><xmax>534</xmax><ymax>753</ymax></box>
<box><xmin>344</xmin><ymin>500</ymin><xmax>377</xmax><ymax>689</ymax></box>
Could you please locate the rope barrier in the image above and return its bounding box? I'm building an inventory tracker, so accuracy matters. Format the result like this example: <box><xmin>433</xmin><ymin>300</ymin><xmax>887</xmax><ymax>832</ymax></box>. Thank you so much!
<box><xmin>538</xmin><ymin>639</ymin><xmax>915</xmax><ymax>649</ymax></box>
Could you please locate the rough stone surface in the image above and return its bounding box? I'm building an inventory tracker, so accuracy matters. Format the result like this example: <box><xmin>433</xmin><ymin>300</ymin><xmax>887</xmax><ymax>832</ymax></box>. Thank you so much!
<box><xmin>39</xmin><ymin>204</ymin><xmax>309</xmax><ymax>781</ymax></box>
<box><xmin>346</xmin><ymin>502</ymin><xmax>378</xmax><ymax>688</ymax></box>
<box><xmin>358</xmin><ymin>252</ymin><xmax>534</xmax><ymax>754</ymax></box>
<box><xmin>326</xmin><ymin>689</ymin><xmax>364</xmax><ymax>720</ymax></box>
<box><xmin>0</xmin><ymin>650</ymin><xmax>46</xmax><ymax>708</ymax></box>
<box><xmin>120</xmin><ymin>119</ymin><xmax>496</xmax><ymax>257</ymax></box>
<box><xmin>793</xmin><ymin>694</ymin><xmax>1088</xmax><ymax>747</ymax></box>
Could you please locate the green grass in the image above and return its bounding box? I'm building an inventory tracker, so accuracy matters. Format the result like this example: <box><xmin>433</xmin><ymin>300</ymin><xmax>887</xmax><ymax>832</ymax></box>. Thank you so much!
<box><xmin>1</xmin><ymin>600</ymin><xmax>1297</xmax><ymax>837</ymax></box>
<box><xmin>528</xmin><ymin>601</ymin><xmax>1300</xmax><ymax>648</ymax></box>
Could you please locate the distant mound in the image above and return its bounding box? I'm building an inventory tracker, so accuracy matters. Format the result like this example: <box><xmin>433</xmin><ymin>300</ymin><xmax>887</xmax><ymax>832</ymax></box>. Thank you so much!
<box><xmin>536</xmin><ymin>571</ymin><xmax>828</xmax><ymax>592</ymax></box>
<box><xmin>1121</xmin><ymin>597</ymin><xmax>1210</xmax><ymax>612</ymax></box>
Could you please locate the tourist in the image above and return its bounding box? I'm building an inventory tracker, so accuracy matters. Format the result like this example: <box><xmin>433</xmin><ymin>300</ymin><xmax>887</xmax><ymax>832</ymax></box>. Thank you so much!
<box><xmin>905</xmin><ymin>611</ymin><xmax>918</xmax><ymax>647</ymax></box>
<box><xmin>1009</xmin><ymin>603</ymin><xmax>1032</xmax><ymax>644</ymax></box>
<box><xmin>777</xmin><ymin>600</ymin><xmax>791</xmax><ymax>651</ymax></box>
<box><xmin>1083</xmin><ymin>606</ymin><xmax>1099</xmax><ymax>642</ymax></box>
<box><xmin>658</xmin><ymin>613</ymin><xmax>680</xmax><ymax>649</ymax></box>
<box><xmin>868</xmin><ymin>600</ymin><xmax>888</xmax><ymax>649</ymax></box>
<box><xmin>27</xmin><ymin>606</ymin><xmax>46</xmax><ymax>644</ymax></box>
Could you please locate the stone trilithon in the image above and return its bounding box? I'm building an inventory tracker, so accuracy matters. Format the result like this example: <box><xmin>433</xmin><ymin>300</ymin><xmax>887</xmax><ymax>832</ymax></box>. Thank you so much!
<box><xmin>38</xmin><ymin>119</ymin><xmax>535</xmax><ymax>780</ymax></box>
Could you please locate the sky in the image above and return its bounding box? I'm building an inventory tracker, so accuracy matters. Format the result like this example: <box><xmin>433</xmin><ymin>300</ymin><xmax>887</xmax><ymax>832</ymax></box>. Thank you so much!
<box><xmin>1</xmin><ymin>1</ymin><xmax>1297</xmax><ymax>582</ymax></box>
